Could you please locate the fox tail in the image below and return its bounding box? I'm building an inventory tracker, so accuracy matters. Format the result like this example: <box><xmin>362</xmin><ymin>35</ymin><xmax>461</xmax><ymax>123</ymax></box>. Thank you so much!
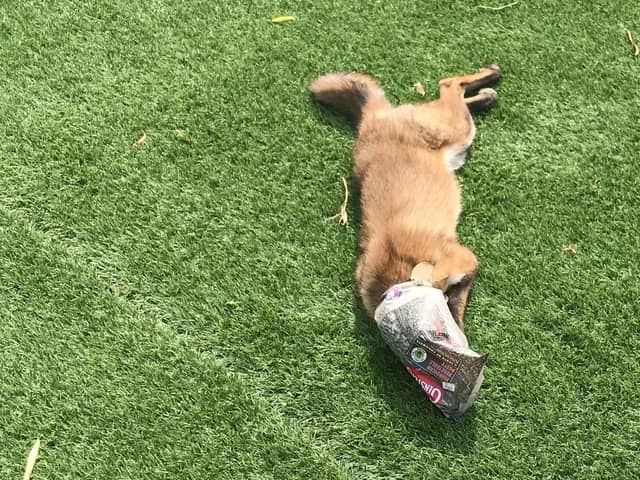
<box><xmin>308</xmin><ymin>72</ymin><xmax>390</xmax><ymax>125</ymax></box>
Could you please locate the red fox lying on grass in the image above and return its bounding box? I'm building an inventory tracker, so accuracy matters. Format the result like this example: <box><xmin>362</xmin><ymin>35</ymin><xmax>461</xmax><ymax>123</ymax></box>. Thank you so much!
<box><xmin>310</xmin><ymin>65</ymin><xmax>501</xmax><ymax>329</ymax></box>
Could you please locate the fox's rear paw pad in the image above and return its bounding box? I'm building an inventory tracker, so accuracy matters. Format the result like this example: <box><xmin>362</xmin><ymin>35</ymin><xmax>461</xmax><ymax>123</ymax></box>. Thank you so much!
<box><xmin>466</xmin><ymin>88</ymin><xmax>498</xmax><ymax>113</ymax></box>
<box><xmin>478</xmin><ymin>87</ymin><xmax>498</xmax><ymax>100</ymax></box>
<box><xmin>483</xmin><ymin>64</ymin><xmax>501</xmax><ymax>75</ymax></box>
<box><xmin>479</xmin><ymin>65</ymin><xmax>502</xmax><ymax>85</ymax></box>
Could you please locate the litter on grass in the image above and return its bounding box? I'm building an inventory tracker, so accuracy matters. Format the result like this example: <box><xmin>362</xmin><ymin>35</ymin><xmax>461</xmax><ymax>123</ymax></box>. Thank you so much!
<box><xmin>374</xmin><ymin>263</ymin><xmax>488</xmax><ymax>418</ymax></box>
<box><xmin>561</xmin><ymin>244</ymin><xmax>577</xmax><ymax>255</ymax></box>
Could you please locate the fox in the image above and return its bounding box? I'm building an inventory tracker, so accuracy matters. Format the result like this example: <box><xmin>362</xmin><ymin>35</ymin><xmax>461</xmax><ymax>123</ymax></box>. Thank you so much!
<box><xmin>309</xmin><ymin>65</ymin><xmax>501</xmax><ymax>329</ymax></box>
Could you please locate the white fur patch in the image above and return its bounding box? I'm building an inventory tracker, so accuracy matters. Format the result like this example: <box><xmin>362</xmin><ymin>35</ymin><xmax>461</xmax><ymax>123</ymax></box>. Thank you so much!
<box><xmin>443</xmin><ymin>145</ymin><xmax>469</xmax><ymax>171</ymax></box>
<box><xmin>444</xmin><ymin>123</ymin><xmax>476</xmax><ymax>171</ymax></box>
<box><xmin>447</xmin><ymin>274</ymin><xmax>465</xmax><ymax>287</ymax></box>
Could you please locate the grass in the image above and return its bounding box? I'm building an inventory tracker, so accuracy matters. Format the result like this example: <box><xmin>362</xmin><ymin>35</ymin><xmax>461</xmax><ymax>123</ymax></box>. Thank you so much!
<box><xmin>1</xmin><ymin>0</ymin><xmax>639</xmax><ymax>478</ymax></box>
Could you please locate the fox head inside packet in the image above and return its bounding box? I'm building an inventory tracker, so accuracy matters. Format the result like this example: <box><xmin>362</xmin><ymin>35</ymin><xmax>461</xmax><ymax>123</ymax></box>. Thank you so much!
<box><xmin>374</xmin><ymin>280</ymin><xmax>488</xmax><ymax>418</ymax></box>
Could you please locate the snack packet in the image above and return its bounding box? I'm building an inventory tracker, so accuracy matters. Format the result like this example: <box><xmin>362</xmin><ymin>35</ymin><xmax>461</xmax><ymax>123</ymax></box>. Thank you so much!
<box><xmin>374</xmin><ymin>267</ymin><xmax>488</xmax><ymax>418</ymax></box>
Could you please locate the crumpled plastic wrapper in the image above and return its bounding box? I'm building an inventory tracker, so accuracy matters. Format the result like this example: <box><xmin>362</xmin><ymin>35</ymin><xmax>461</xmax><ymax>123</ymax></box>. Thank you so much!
<box><xmin>374</xmin><ymin>280</ymin><xmax>488</xmax><ymax>418</ymax></box>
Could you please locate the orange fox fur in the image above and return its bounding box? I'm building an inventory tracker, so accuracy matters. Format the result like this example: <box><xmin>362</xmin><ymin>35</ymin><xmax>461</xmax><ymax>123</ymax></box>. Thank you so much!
<box><xmin>309</xmin><ymin>66</ymin><xmax>501</xmax><ymax>328</ymax></box>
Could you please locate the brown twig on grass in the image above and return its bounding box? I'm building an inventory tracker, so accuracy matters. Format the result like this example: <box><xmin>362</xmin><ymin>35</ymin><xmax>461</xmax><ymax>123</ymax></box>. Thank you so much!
<box><xmin>479</xmin><ymin>1</ymin><xmax>519</xmax><ymax>11</ymax></box>
<box><xmin>131</xmin><ymin>130</ymin><xmax>147</xmax><ymax>149</ymax></box>
<box><xmin>625</xmin><ymin>28</ymin><xmax>640</xmax><ymax>56</ymax></box>
<box><xmin>328</xmin><ymin>176</ymin><xmax>349</xmax><ymax>226</ymax></box>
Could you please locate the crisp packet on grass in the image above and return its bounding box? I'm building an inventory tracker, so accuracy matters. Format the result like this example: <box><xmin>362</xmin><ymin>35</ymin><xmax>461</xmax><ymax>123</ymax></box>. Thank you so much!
<box><xmin>374</xmin><ymin>279</ymin><xmax>488</xmax><ymax>418</ymax></box>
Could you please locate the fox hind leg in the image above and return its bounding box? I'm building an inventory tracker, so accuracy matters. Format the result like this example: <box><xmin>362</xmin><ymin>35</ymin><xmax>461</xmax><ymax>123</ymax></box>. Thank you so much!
<box><xmin>433</xmin><ymin>242</ymin><xmax>478</xmax><ymax>330</ymax></box>
<box><xmin>446</xmin><ymin>271</ymin><xmax>477</xmax><ymax>330</ymax></box>
<box><xmin>439</xmin><ymin>64</ymin><xmax>502</xmax><ymax>93</ymax></box>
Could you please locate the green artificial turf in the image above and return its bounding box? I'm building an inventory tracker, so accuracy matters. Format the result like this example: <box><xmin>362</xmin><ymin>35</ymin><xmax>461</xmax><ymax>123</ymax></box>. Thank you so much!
<box><xmin>1</xmin><ymin>0</ymin><xmax>639</xmax><ymax>478</ymax></box>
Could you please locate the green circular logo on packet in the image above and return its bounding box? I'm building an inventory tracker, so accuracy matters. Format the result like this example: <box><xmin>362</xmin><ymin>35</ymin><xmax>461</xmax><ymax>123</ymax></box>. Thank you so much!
<box><xmin>411</xmin><ymin>347</ymin><xmax>427</xmax><ymax>363</ymax></box>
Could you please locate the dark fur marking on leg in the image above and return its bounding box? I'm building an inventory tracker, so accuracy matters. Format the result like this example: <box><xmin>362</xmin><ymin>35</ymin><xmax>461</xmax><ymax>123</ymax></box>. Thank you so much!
<box><xmin>446</xmin><ymin>272</ymin><xmax>477</xmax><ymax>329</ymax></box>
